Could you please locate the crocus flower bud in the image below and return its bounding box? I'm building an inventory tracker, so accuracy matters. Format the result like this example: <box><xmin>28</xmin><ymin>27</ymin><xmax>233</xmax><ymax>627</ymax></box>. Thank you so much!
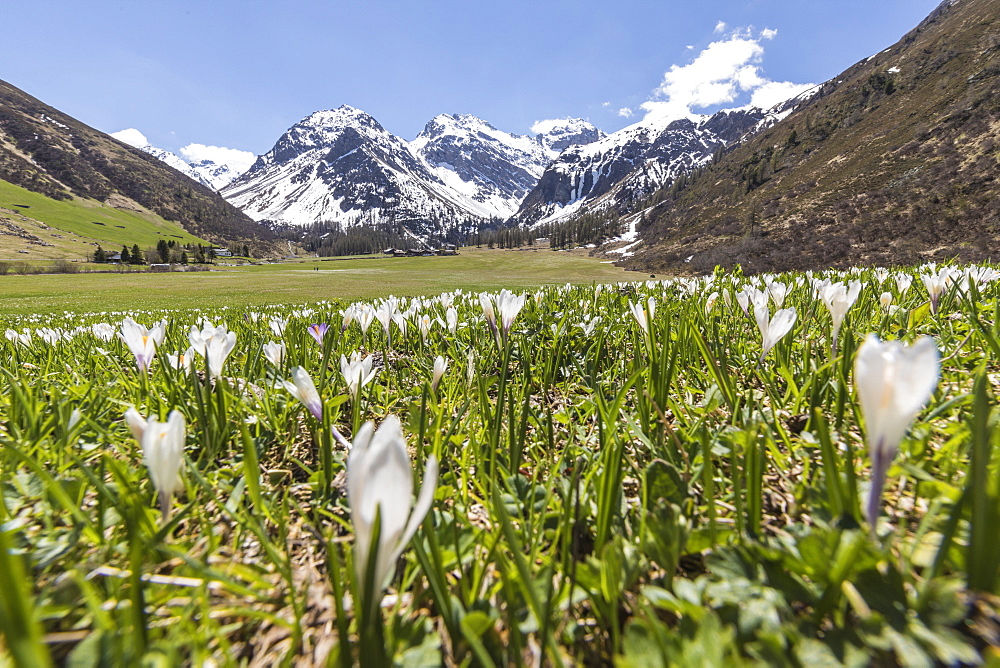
<box><xmin>348</xmin><ymin>416</ymin><xmax>438</xmax><ymax>595</ymax></box>
<box><xmin>431</xmin><ymin>355</ymin><xmax>448</xmax><ymax>392</ymax></box>
<box><xmin>282</xmin><ymin>367</ymin><xmax>323</xmax><ymax>420</ymax></box>
<box><xmin>136</xmin><ymin>410</ymin><xmax>186</xmax><ymax>520</ymax></box>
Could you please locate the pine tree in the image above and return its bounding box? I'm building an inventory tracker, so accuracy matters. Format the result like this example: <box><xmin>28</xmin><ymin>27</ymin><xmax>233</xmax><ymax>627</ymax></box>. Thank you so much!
<box><xmin>131</xmin><ymin>244</ymin><xmax>144</xmax><ymax>265</ymax></box>
<box><xmin>93</xmin><ymin>246</ymin><xmax>106</xmax><ymax>263</ymax></box>
<box><xmin>120</xmin><ymin>245</ymin><xmax>131</xmax><ymax>264</ymax></box>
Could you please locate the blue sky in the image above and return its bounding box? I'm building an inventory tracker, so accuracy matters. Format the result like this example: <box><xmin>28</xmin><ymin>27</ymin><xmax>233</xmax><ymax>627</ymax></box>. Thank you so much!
<box><xmin>4</xmin><ymin>0</ymin><xmax>941</xmax><ymax>158</ymax></box>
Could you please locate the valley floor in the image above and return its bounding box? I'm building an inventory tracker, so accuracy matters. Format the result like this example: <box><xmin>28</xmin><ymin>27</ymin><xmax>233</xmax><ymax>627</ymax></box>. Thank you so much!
<box><xmin>0</xmin><ymin>246</ymin><xmax>639</xmax><ymax>314</ymax></box>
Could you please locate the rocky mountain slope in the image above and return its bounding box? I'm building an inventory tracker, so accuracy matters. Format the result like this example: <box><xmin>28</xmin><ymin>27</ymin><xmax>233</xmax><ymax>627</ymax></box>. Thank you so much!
<box><xmin>221</xmin><ymin>106</ymin><xmax>489</xmax><ymax>239</ymax></box>
<box><xmin>512</xmin><ymin>100</ymin><xmax>807</xmax><ymax>227</ymax></box>
<box><xmin>410</xmin><ymin>114</ymin><xmax>602</xmax><ymax>218</ymax></box>
<box><xmin>221</xmin><ymin>107</ymin><xmax>604</xmax><ymax>236</ymax></box>
<box><xmin>110</xmin><ymin>128</ymin><xmax>215</xmax><ymax>189</ymax></box>
<box><xmin>111</xmin><ymin>129</ymin><xmax>254</xmax><ymax>191</ymax></box>
<box><xmin>621</xmin><ymin>0</ymin><xmax>1000</xmax><ymax>274</ymax></box>
<box><xmin>0</xmin><ymin>78</ymin><xmax>270</xmax><ymax>244</ymax></box>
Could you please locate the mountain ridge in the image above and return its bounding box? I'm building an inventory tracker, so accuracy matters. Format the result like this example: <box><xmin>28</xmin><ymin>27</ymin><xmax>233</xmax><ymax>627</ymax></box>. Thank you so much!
<box><xmin>221</xmin><ymin>105</ymin><xmax>605</xmax><ymax>236</ymax></box>
<box><xmin>618</xmin><ymin>0</ymin><xmax>1000</xmax><ymax>274</ymax></box>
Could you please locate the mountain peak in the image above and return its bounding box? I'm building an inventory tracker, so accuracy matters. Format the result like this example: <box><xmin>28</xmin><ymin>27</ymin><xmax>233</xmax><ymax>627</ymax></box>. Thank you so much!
<box><xmin>531</xmin><ymin>118</ymin><xmax>606</xmax><ymax>154</ymax></box>
<box><xmin>299</xmin><ymin>105</ymin><xmax>382</xmax><ymax>132</ymax></box>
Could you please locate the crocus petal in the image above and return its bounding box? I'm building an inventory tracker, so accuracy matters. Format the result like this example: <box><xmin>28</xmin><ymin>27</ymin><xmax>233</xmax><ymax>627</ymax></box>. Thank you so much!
<box><xmin>761</xmin><ymin>307</ymin><xmax>796</xmax><ymax>358</ymax></box>
<box><xmin>392</xmin><ymin>454</ymin><xmax>439</xmax><ymax>566</ymax></box>
<box><xmin>124</xmin><ymin>407</ymin><xmax>147</xmax><ymax>442</ymax></box>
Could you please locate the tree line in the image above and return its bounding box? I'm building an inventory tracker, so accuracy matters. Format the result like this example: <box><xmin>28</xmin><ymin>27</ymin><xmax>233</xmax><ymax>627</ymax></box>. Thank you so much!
<box><xmin>91</xmin><ymin>240</ymin><xmax>251</xmax><ymax>264</ymax></box>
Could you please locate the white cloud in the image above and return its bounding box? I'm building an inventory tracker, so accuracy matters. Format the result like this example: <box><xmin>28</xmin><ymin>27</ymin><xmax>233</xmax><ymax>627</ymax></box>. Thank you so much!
<box><xmin>639</xmin><ymin>28</ymin><xmax>813</xmax><ymax>123</ymax></box>
<box><xmin>602</xmin><ymin>101</ymin><xmax>611</xmax><ymax>107</ymax></box>
<box><xmin>617</xmin><ymin>107</ymin><xmax>634</xmax><ymax>118</ymax></box>
<box><xmin>686</xmin><ymin>45</ymin><xmax>694</xmax><ymax>50</ymax></box>
<box><xmin>714</xmin><ymin>21</ymin><xmax>727</xmax><ymax>33</ymax></box>
<box><xmin>179</xmin><ymin>143</ymin><xmax>256</xmax><ymax>173</ymax></box>
<box><xmin>111</xmin><ymin>128</ymin><xmax>150</xmax><ymax>148</ymax></box>
<box><xmin>761</xmin><ymin>27</ymin><xmax>778</xmax><ymax>40</ymax></box>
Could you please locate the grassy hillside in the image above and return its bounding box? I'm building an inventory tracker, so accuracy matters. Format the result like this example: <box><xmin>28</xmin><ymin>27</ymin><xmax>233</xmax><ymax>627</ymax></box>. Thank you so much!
<box><xmin>622</xmin><ymin>0</ymin><xmax>1000</xmax><ymax>274</ymax></box>
<box><xmin>0</xmin><ymin>179</ymin><xmax>208</xmax><ymax>259</ymax></box>
<box><xmin>0</xmin><ymin>78</ymin><xmax>273</xmax><ymax>247</ymax></box>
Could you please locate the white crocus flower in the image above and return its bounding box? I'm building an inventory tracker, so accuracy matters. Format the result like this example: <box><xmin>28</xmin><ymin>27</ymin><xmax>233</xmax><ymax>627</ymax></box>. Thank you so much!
<box><xmin>391</xmin><ymin>312</ymin><xmax>408</xmax><ymax>340</ymax></box>
<box><xmin>355</xmin><ymin>304</ymin><xmax>375</xmax><ymax>336</ymax></box>
<box><xmin>479</xmin><ymin>292</ymin><xmax>498</xmax><ymax>340</ymax></box>
<box><xmin>820</xmin><ymin>281</ymin><xmax>862</xmax><ymax>354</ymax></box>
<box><xmin>767</xmin><ymin>281</ymin><xmax>789</xmax><ymax>309</ymax></box>
<box><xmin>921</xmin><ymin>271</ymin><xmax>948</xmax><ymax>314</ymax></box>
<box><xmin>735</xmin><ymin>288</ymin><xmax>751</xmax><ymax>315</ymax></box>
<box><xmin>347</xmin><ymin>415</ymin><xmax>438</xmax><ymax>594</ymax></box>
<box><xmin>496</xmin><ymin>290</ymin><xmax>527</xmax><ymax>337</ymax></box>
<box><xmin>263</xmin><ymin>341</ymin><xmax>285</xmax><ymax>367</ymax></box>
<box><xmin>375</xmin><ymin>301</ymin><xmax>395</xmax><ymax>340</ymax></box>
<box><xmin>189</xmin><ymin>324</ymin><xmax>237</xmax><ymax>378</ymax></box>
<box><xmin>754</xmin><ymin>304</ymin><xmax>797</xmax><ymax>361</ymax></box>
<box><xmin>431</xmin><ymin>355</ymin><xmax>448</xmax><ymax>392</ymax></box>
<box><xmin>577</xmin><ymin>315</ymin><xmax>601</xmax><ymax>337</ymax></box>
<box><xmin>445</xmin><ymin>306</ymin><xmax>459</xmax><ymax>335</ymax></box>
<box><xmin>705</xmin><ymin>291</ymin><xmax>719</xmax><ymax>315</ymax></box>
<box><xmin>340</xmin><ymin>353</ymin><xmax>377</xmax><ymax>398</ymax></box>
<box><xmin>136</xmin><ymin>410</ymin><xmax>186</xmax><ymax>519</ymax></box>
<box><xmin>628</xmin><ymin>297</ymin><xmax>655</xmax><ymax>334</ymax></box>
<box><xmin>120</xmin><ymin>317</ymin><xmax>163</xmax><ymax>372</ymax></box>
<box><xmin>417</xmin><ymin>314</ymin><xmax>433</xmax><ymax>344</ymax></box>
<box><xmin>282</xmin><ymin>367</ymin><xmax>323</xmax><ymax>420</ymax></box>
<box><xmin>894</xmin><ymin>274</ymin><xmax>913</xmax><ymax>297</ymax></box>
<box><xmin>341</xmin><ymin>305</ymin><xmax>357</xmax><ymax>332</ymax></box>
<box><xmin>167</xmin><ymin>346</ymin><xmax>196</xmax><ymax>373</ymax></box>
<box><xmin>879</xmin><ymin>292</ymin><xmax>894</xmax><ymax>311</ymax></box>
<box><xmin>854</xmin><ymin>335</ymin><xmax>939</xmax><ymax>526</ymax></box>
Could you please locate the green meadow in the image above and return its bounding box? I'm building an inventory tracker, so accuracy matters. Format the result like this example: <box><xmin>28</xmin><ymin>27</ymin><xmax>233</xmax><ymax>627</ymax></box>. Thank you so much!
<box><xmin>1</xmin><ymin>263</ymin><xmax>997</xmax><ymax>665</ymax></box>
<box><xmin>0</xmin><ymin>247</ymin><xmax>636</xmax><ymax>313</ymax></box>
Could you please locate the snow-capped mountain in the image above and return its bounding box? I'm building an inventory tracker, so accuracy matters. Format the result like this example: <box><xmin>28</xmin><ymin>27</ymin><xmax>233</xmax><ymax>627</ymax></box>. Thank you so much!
<box><xmin>109</xmin><ymin>129</ymin><xmax>252</xmax><ymax>190</ymax></box>
<box><xmin>221</xmin><ymin>106</ymin><xmax>489</xmax><ymax>236</ymax></box>
<box><xmin>110</xmin><ymin>129</ymin><xmax>212</xmax><ymax>188</ymax></box>
<box><xmin>221</xmin><ymin>107</ymin><xmax>604</xmax><ymax>232</ymax></box>
<box><xmin>180</xmin><ymin>144</ymin><xmax>257</xmax><ymax>190</ymax></box>
<box><xmin>411</xmin><ymin>114</ymin><xmax>603</xmax><ymax>218</ymax></box>
<box><xmin>513</xmin><ymin>99</ymin><xmax>803</xmax><ymax>226</ymax></box>
<box><xmin>184</xmin><ymin>159</ymin><xmax>244</xmax><ymax>191</ymax></box>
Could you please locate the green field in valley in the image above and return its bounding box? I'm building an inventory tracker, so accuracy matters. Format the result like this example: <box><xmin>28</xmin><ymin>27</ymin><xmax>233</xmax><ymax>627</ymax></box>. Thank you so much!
<box><xmin>0</xmin><ymin>247</ymin><xmax>639</xmax><ymax>313</ymax></box>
